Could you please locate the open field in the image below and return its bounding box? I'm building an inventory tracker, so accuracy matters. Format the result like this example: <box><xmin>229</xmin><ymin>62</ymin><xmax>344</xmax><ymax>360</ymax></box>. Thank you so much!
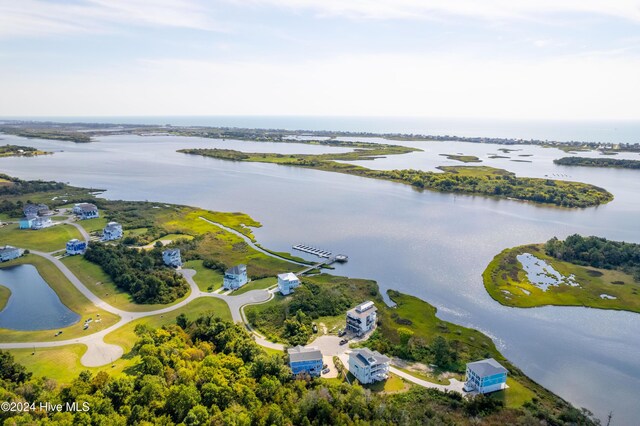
<box><xmin>76</xmin><ymin>217</ymin><xmax>108</xmax><ymax>233</ymax></box>
<box><xmin>365</xmin><ymin>373</ymin><xmax>411</xmax><ymax>393</ymax></box>
<box><xmin>0</xmin><ymin>284</ymin><xmax>10</xmax><ymax>311</ymax></box>
<box><xmin>483</xmin><ymin>244</ymin><xmax>640</xmax><ymax>313</ymax></box>
<box><xmin>0</xmin><ymin>255</ymin><xmax>119</xmax><ymax>342</ymax></box>
<box><xmin>489</xmin><ymin>377</ymin><xmax>536</xmax><ymax>409</ymax></box>
<box><xmin>183</xmin><ymin>260</ymin><xmax>223</xmax><ymax>291</ymax></box>
<box><xmin>104</xmin><ymin>297</ymin><xmax>232</xmax><ymax>353</ymax></box>
<box><xmin>62</xmin><ymin>255</ymin><xmax>192</xmax><ymax>312</ymax></box>
<box><xmin>0</xmin><ymin>223</ymin><xmax>83</xmax><ymax>252</ymax></box>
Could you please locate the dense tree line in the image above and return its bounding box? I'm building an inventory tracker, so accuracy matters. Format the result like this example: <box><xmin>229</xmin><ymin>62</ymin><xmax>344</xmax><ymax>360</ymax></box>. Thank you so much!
<box><xmin>546</xmin><ymin>234</ymin><xmax>640</xmax><ymax>281</ymax></box>
<box><xmin>554</xmin><ymin>156</ymin><xmax>640</xmax><ymax>169</ymax></box>
<box><xmin>84</xmin><ymin>243</ymin><xmax>189</xmax><ymax>304</ymax></box>
<box><xmin>0</xmin><ymin>174</ymin><xmax>64</xmax><ymax>197</ymax></box>
<box><xmin>0</xmin><ymin>315</ymin><xmax>597</xmax><ymax>425</ymax></box>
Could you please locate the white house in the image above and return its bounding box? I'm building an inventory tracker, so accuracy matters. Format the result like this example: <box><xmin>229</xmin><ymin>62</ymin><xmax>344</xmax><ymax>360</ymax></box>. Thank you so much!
<box><xmin>288</xmin><ymin>346</ymin><xmax>324</xmax><ymax>377</ymax></box>
<box><xmin>464</xmin><ymin>358</ymin><xmax>508</xmax><ymax>394</ymax></box>
<box><xmin>348</xmin><ymin>348</ymin><xmax>390</xmax><ymax>384</ymax></box>
<box><xmin>162</xmin><ymin>249</ymin><xmax>182</xmax><ymax>267</ymax></box>
<box><xmin>31</xmin><ymin>216</ymin><xmax>53</xmax><ymax>230</ymax></box>
<box><xmin>66</xmin><ymin>239</ymin><xmax>87</xmax><ymax>256</ymax></box>
<box><xmin>102</xmin><ymin>222</ymin><xmax>123</xmax><ymax>241</ymax></box>
<box><xmin>346</xmin><ymin>301</ymin><xmax>377</xmax><ymax>336</ymax></box>
<box><xmin>223</xmin><ymin>264</ymin><xmax>248</xmax><ymax>290</ymax></box>
<box><xmin>0</xmin><ymin>245</ymin><xmax>24</xmax><ymax>262</ymax></box>
<box><xmin>73</xmin><ymin>203</ymin><xmax>99</xmax><ymax>220</ymax></box>
<box><xmin>277</xmin><ymin>272</ymin><xmax>300</xmax><ymax>295</ymax></box>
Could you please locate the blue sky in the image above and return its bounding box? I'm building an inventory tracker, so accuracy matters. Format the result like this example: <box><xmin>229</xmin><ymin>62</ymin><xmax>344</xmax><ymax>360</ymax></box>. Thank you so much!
<box><xmin>1</xmin><ymin>0</ymin><xmax>640</xmax><ymax>119</ymax></box>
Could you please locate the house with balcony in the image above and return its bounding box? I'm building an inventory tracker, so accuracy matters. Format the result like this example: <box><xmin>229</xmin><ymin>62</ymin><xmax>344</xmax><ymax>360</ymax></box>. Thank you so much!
<box><xmin>66</xmin><ymin>239</ymin><xmax>87</xmax><ymax>256</ymax></box>
<box><xmin>0</xmin><ymin>245</ymin><xmax>24</xmax><ymax>262</ymax></box>
<box><xmin>464</xmin><ymin>358</ymin><xmax>508</xmax><ymax>394</ymax></box>
<box><xmin>162</xmin><ymin>249</ymin><xmax>182</xmax><ymax>267</ymax></box>
<box><xmin>223</xmin><ymin>264</ymin><xmax>248</xmax><ymax>290</ymax></box>
<box><xmin>346</xmin><ymin>301</ymin><xmax>377</xmax><ymax>337</ymax></box>
<box><xmin>102</xmin><ymin>222</ymin><xmax>123</xmax><ymax>241</ymax></box>
<box><xmin>31</xmin><ymin>216</ymin><xmax>53</xmax><ymax>230</ymax></box>
<box><xmin>348</xmin><ymin>348</ymin><xmax>390</xmax><ymax>384</ymax></box>
<box><xmin>73</xmin><ymin>203</ymin><xmax>99</xmax><ymax>220</ymax></box>
<box><xmin>288</xmin><ymin>346</ymin><xmax>323</xmax><ymax>377</ymax></box>
<box><xmin>277</xmin><ymin>272</ymin><xmax>300</xmax><ymax>295</ymax></box>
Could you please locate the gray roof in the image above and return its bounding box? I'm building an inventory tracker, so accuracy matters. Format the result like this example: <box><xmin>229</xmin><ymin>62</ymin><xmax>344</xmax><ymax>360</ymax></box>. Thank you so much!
<box><xmin>226</xmin><ymin>264</ymin><xmax>246</xmax><ymax>275</ymax></box>
<box><xmin>466</xmin><ymin>358</ymin><xmax>507</xmax><ymax>377</ymax></box>
<box><xmin>288</xmin><ymin>345</ymin><xmax>322</xmax><ymax>363</ymax></box>
<box><xmin>0</xmin><ymin>245</ymin><xmax>19</xmax><ymax>254</ymax></box>
<box><xmin>347</xmin><ymin>302</ymin><xmax>377</xmax><ymax>319</ymax></box>
<box><xmin>78</xmin><ymin>203</ymin><xmax>98</xmax><ymax>211</ymax></box>
<box><xmin>350</xmin><ymin>348</ymin><xmax>390</xmax><ymax>367</ymax></box>
<box><xmin>163</xmin><ymin>249</ymin><xmax>180</xmax><ymax>256</ymax></box>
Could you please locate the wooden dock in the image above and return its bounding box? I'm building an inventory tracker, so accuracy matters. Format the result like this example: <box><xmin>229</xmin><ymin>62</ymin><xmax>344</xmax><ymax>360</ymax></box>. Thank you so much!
<box><xmin>292</xmin><ymin>244</ymin><xmax>332</xmax><ymax>258</ymax></box>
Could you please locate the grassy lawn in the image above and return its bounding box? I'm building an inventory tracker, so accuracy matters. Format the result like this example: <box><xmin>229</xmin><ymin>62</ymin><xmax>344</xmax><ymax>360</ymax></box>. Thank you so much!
<box><xmin>489</xmin><ymin>377</ymin><xmax>536</xmax><ymax>409</ymax></box>
<box><xmin>77</xmin><ymin>217</ymin><xmax>108</xmax><ymax>233</ymax></box>
<box><xmin>183</xmin><ymin>260</ymin><xmax>223</xmax><ymax>292</ymax></box>
<box><xmin>159</xmin><ymin>207</ymin><xmax>261</xmax><ymax>241</ymax></box>
<box><xmin>439</xmin><ymin>154</ymin><xmax>482</xmax><ymax>163</ymax></box>
<box><xmin>0</xmin><ymin>223</ymin><xmax>82</xmax><ymax>252</ymax></box>
<box><xmin>104</xmin><ymin>297</ymin><xmax>232</xmax><ymax>353</ymax></box>
<box><xmin>0</xmin><ymin>284</ymin><xmax>10</xmax><ymax>311</ymax></box>
<box><xmin>365</xmin><ymin>374</ymin><xmax>410</xmax><ymax>393</ymax></box>
<box><xmin>0</xmin><ymin>255</ymin><xmax>119</xmax><ymax>342</ymax></box>
<box><xmin>391</xmin><ymin>365</ymin><xmax>459</xmax><ymax>386</ymax></box>
<box><xmin>8</xmin><ymin>344</ymin><xmax>138</xmax><ymax>384</ymax></box>
<box><xmin>483</xmin><ymin>244</ymin><xmax>640</xmax><ymax>313</ymax></box>
<box><xmin>232</xmin><ymin>277</ymin><xmax>276</xmax><ymax>295</ymax></box>
<box><xmin>62</xmin><ymin>255</ymin><xmax>193</xmax><ymax>312</ymax></box>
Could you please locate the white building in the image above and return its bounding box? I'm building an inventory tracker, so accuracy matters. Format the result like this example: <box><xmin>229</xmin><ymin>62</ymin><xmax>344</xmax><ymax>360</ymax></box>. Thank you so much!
<box><xmin>66</xmin><ymin>239</ymin><xmax>87</xmax><ymax>256</ymax></box>
<box><xmin>277</xmin><ymin>272</ymin><xmax>300</xmax><ymax>295</ymax></box>
<box><xmin>102</xmin><ymin>222</ymin><xmax>123</xmax><ymax>241</ymax></box>
<box><xmin>162</xmin><ymin>249</ymin><xmax>182</xmax><ymax>267</ymax></box>
<box><xmin>348</xmin><ymin>348</ymin><xmax>390</xmax><ymax>384</ymax></box>
<box><xmin>223</xmin><ymin>264</ymin><xmax>248</xmax><ymax>290</ymax></box>
<box><xmin>464</xmin><ymin>358</ymin><xmax>508</xmax><ymax>394</ymax></box>
<box><xmin>346</xmin><ymin>301</ymin><xmax>377</xmax><ymax>336</ymax></box>
<box><xmin>0</xmin><ymin>245</ymin><xmax>24</xmax><ymax>262</ymax></box>
<box><xmin>31</xmin><ymin>216</ymin><xmax>53</xmax><ymax>230</ymax></box>
<box><xmin>73</xmin><ymin>203</ymin><xmax>99</xmax><ymax>220</ymax></box>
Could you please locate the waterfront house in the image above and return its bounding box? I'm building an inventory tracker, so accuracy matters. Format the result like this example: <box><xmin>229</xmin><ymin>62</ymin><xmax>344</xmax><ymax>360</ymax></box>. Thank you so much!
<box><xmin>288</xmin><ymin>346</ymin><xmax>323</xmax><ymax>377</ymax></box>
<box><xmin>348</xmin><ymin>348</ymin><xmax>390</xmax><ymax>384</ymax></box>
<box><xmin>19</xmin><ymin>216</ymin><xmax>35</xmax><ymax>229</ymax></box>
<box><xmin>277</xmin><ymin>272</ymin><xmax>300</xmax><ymax>295</ymax></box>
<box><xmin>463</xmin><ymin>358</ymin><xmax>508</xmax><ymax>394</ymax></box>
<box><xmin>66</xmin><ymin>239</ymin><xmax>87</xmax><ymax>255</ymax></box>
<box><xmin>31</xmin><ymin>216</ymin><xmax>53</xmax><ymax>230</ymax></box>
<box><xmin>23</xmin><ymin>203</ymin><xmax>49</xmax><ymax>217</ymax></box>
<box><xmin>346</xmin><ymin>301</ymin><xmax>377</xmax><ymax>337</ymax></box>
<box><xmin>0</xmin><ymin>245</ymin><xmax>24</xmax><ymax>262</ymax></box>
<box><xmin>73</xmin><ymin>203</ymin><xmax>99</xmax><ymax>220</ymax></box>
<box><xmin>162</xmin><ymin>249</ymin><xmax>182</xmax><ymax>267</ymax></box>
<box><xmin>223</xmin><ymin>264</ymin><xmax>248</xmax><ymax>290</ymax></box>
<box><xmin>102</xmin><ymin>222</ymin><xmax>123</xmax><ymax>241</ymax></box>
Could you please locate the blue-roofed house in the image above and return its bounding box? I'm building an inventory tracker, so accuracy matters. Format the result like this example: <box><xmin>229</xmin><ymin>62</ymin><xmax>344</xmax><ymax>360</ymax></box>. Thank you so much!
<box><xmin>463</xmin><ymin>358</ymin><xmax>508</xmax><ymax>394</ymax></box>
<box><xmin>162</xmin><ymin>249</ymin><xmax>182</xmax><ymax>267</ymax></box>
<box><xmin>277</xmin><ymin>272</ymin><xmax>300</xmax><ymax>295</ymax></box>
<box><xmin>66</xmin><ymin>239</ymin><xmax>87</xmax><ymax>256</ymax></box>
<box><xmin>0</xmin><ymin>245</ymin><xmax>24</xmax><ymax>262</ymax></box>
<box><xmin>223</xmin><ymin>264</ymin><xmax>248</xmax><ymax>290</ymax></box>
<box><xmin>288</xmin><ymin>346</ymin><xmax>323</xmax><ymax>377</ymax></box>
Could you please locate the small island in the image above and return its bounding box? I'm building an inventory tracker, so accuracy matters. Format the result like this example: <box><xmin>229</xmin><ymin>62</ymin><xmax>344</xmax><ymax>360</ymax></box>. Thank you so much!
<box><xmin>554</xmin><ymin>157</ymin><xmax>640</xmax><ymax>169</ymax></box>
<box><xmin>0</xmin><ymin>144</ymin><xmax>51</xmax><ymax>157</ymax></box>
<box><xmin>483</xmin><ymin>235</ymin><xmax>640</xmax><ymax>313</ymax></box>
<box><xmin>179</xmin><ymin>147</ymin><xmax>614</xmax><ymax>208</ymax></box>
<box><xmin>439</xmin><ymin>154</ymin><xmax>482</xmax><ymax>163</ymax></box>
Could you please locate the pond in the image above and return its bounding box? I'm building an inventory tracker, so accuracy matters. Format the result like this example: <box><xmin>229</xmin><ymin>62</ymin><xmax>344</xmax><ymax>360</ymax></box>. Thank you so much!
<box><xmin>516</xmin><ymin>253</ymin><xmax>579</xmax><ymax>291</ymax></box>
<box><xmin>0</xmin><ymin>264</ymin><xmax>80</xmax><ymax>330</ymax></box>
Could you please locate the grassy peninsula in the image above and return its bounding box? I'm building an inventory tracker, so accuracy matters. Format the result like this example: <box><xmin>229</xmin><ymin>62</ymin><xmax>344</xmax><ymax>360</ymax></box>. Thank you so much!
<box><xmin>0</xmin><ymin>144</ymin><xmax>50</xmax><ymax>157</ymax></box>
<box><xmin>555</xmin><ymin>156</ymin><xmax>640</xmax><ymax>169</ymax></box>
<box><xmin>179</xmin><ymin>147</ymin><xmax>614</xmax><ymax>208</ymax></box>
<box><xmin>483</xmin><ymin>236</ymin><xmax>640</xmax><ymax>313</ymax></box>
<box><xmin>0</xmin><ymin>285</ymin><xmax>10</xmax><ymax>311</ymax></box>
<box><xmin>439</xmin><ymin>153</ymin><xmax>482</xmax><ymax>163</ymax></box>
<box><xmin>0</xmin><ymin>127</ymin><xmax>91</xmax><ymax>143</ymax></box>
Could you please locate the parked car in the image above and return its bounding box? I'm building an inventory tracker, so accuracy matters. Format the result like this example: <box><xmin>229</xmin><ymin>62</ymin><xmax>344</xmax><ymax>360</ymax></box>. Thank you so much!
<box><xmin>338</xmin><ymin>329</ymin><xmax>347</xmax><ymax>337</ymax></box>
<box><xmin>339</xmin><ymin>339</ymin><xmax>348</xmax><ymax>345</ymax></box>
<box><xmin>322</xmin><ymin>368</ymin><xmax>330</xmax><ymax>375</ymax></box>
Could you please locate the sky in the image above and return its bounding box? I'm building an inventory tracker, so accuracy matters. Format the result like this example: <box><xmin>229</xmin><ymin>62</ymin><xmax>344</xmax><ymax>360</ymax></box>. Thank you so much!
<box><xmin>1</xmin><ymin>0</ymin><xmax>640</xmax><ymax>120</ymax></box>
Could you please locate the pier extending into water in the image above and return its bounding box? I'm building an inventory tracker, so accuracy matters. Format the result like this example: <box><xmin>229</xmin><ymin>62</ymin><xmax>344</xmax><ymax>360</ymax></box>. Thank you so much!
<box><xmin>292</xmin><ymin>244</ymin><xmax>332</xmax><ymax>258</ymax></box>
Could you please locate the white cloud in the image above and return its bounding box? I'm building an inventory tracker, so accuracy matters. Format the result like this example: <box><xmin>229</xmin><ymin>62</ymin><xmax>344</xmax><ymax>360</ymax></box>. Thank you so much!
<box><xmin>0</xmin><ymin>0</ymin><xmax>219</xmax><ymax>38</ymax></box>
<box><xmin>2</xmin><ymin>53</ymin><xmax>639</xmax><ymax>120</ymax></box>
<box><xmin>237</xmin><ymin>0</ymin><xmax>640</xmax><ymax>22</ymax></box>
